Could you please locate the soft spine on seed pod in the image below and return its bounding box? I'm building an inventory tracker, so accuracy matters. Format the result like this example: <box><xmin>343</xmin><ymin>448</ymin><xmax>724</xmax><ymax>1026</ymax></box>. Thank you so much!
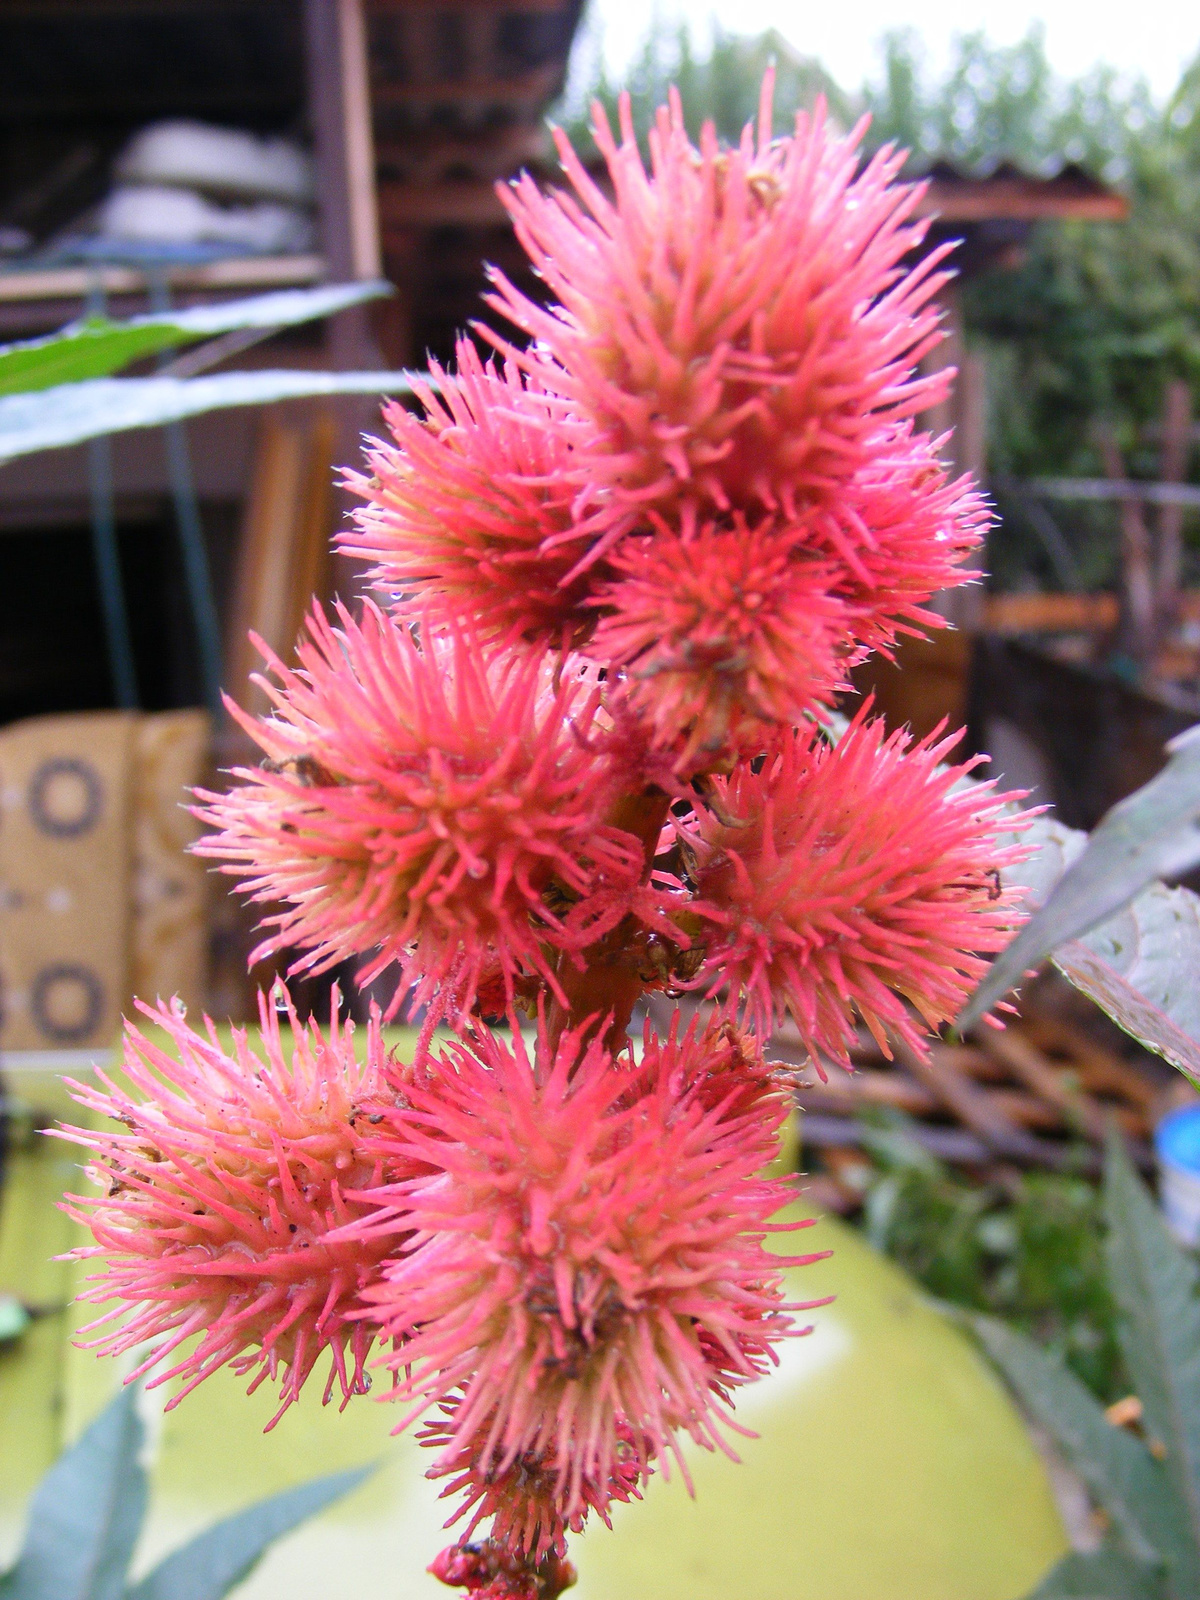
<box><xmin>58</xmin><ymin>68</ymin><xmax>1032</xmax><ymax>1600</ymax></box>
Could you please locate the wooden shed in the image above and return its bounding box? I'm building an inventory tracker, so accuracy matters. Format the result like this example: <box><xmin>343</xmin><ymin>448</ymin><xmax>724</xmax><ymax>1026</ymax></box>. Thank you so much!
<box><xmin>0</xmin><ymin>1</ymin><xmax>583</xmax><ymax>1046</ymax></box>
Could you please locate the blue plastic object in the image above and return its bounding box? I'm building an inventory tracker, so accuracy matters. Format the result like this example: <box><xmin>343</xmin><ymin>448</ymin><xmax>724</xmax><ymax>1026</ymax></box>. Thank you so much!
<box><xmin>1155</xmin><ymin>1104</ymin><xmax>1200</xmax><ymax>1173</ymax></box>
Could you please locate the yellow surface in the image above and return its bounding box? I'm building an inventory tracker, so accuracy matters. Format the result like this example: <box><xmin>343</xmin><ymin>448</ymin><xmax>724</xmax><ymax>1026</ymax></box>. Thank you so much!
<box><xmin>0</xmin><ymin>1054</ymin><xmax>1069</xmax><ymax>1600</ymax></box>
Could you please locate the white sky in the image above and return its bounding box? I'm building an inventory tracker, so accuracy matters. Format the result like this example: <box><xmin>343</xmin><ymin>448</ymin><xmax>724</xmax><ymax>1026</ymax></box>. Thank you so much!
<box><xmin>583</xmin><ymin>0</ymin><xmax>1200</xmax><ymax>102</ymax></box>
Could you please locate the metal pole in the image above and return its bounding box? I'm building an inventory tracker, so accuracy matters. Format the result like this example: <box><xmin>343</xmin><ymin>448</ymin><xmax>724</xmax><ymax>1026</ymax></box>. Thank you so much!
<box><xmin>148</xmin><ymin>271</ymin><xmax>224</xmax><ymax>716</ymax></box>
<box><xmin>85</xmin><ymin>278</ymin><xmax>138</xmax><ymax>708</ymax></box>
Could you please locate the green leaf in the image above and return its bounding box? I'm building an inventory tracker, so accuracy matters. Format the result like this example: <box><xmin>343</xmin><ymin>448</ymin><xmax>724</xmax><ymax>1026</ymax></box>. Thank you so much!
<box><xmin>0</xmin><ymin>281</ymin><xmax>391</xmax><ymax>397</ymax></box>
<box><xmin>958</xmin><ymin>725</ymin><xmax>1200</xmax><ymax>1031</ymax></box>
<box><xmin>1025</xmin><ymin>1548</ymin><xmax>1168</xmax><ymax>1599</ymax></box>
<box><xmin>125</xmin><ymin>1464</ymin><xmax>374</xmax><ymax>1600</ymax></box>
<box><xmin>0</xmin><ymin>369</ymin><xmax>415</xmax><ymax>463</ymax></box>
<box><xmin>5</xmin><ymin>1387</ymin><xmax>147</xmax><ymax>1600</ymax></box>
<box><xmin>970</xmin><ymin>1313</ymin><xmax>1186</xmax><ymax>1573</ymax></box>
<box><xmin>1104</xmin><ymin>1133</ymin><xmax>1200</xmax><ymax>1572</ymax></box>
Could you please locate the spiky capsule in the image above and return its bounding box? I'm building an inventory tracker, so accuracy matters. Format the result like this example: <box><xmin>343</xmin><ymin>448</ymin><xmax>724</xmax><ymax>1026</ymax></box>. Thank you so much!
<box><xmin>342</xmin><ymin>343</ymin><xmax>613</xmax><ymax>650</ymax></box>
<box><xmin>196</xmin><ymin>602</ymin><xmax>646</xmax><ymax>1020</ymax></box>
<box><xmin>686</xmin><ymin>712</ymin><xmax>1032</xmax><ymax>1067</ymax></box>
<box><xmin>488</xmin><ymin>81</ymin><xmax>957</xmax><ymax>576</ymax></box>
<box><xmin>59</xmin><ymin>992</ymin><xmax>408</xmax><ymax>1427</ymax></box>
<box><xmin>588</xmin><ymin>516</ymin><xmax>849</xmax><ymax>767</ymax></box>
<box><xmin>352</xmin><ymin>1014</ymin><xmax>821</xmax><ymax>1545</ymax></box>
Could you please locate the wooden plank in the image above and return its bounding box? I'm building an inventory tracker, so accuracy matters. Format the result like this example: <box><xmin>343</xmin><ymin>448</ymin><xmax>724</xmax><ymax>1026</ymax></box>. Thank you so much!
<box><xmin>225</xmin><ymin>409</ymin><xmax>335</xmax><ymax>720</ymax></box>
<box><xmin>374</xmin><ymin>123</ymin><xmax>545</xmax><ymax>185</ymax></box>
<box><xmin>371</xmin><ymin>63</ymin><xmax>562</xmax><ymax>106</ymax></box>
<box><xmin>850</xmin><ymin>629</ymin><xmax>971</xmax><ymax>744</ymax></box>
<box><xmin>1019</xmin><ymin>1014</ymin><xmax>1157</xmax><ymax>1115</ymax></box>
<box><xmin>799</xmin><ymin>1110</ymin><xmax>993</xmax><ymax>1165</ymax></box>
<box><xmin>305</xmin><ymin>0</ymin><xmax>382</xmax><ymax>372</ymax></box>
<box><xmin>975</xmin><ymin>1027</ymin><xmax>1111</xmax><ymax>1143</ymax></box>
<box><xmin>894</xmin><ymin>1039</ymin><xmax>1071</xmax><ymax>1167</ymax></box>
<box><xmin>915</xmin><ymin>179</ymin><xmax>1128</xmax><ymax>223</ymax></box>
<box><xmin>0</xmin><ymin>254</ymin><xmax>325</xmax><ymax>305</ymax></box>
<box><xmin>795</xmin><ymin>1070</ymin><xmax>939</xmax><ymax>1118</ymax></box>
<box><xmin>982</xmin><ymin>592</ymin><xmax>1119</xmax><ymax>635</ymax></box>
<box><xmin>798</xmin><ymin>1063</ymin><xmax>1081</xmax><ymax>1135</ymax></box>
<box><xmin>379</xmin><ymin>180</ymin><xmax>510</xmax><ymax>228</ymax></box>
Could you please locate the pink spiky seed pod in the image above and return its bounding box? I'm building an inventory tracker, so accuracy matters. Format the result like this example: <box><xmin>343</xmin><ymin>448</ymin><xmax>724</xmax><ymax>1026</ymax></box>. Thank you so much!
<box><xmin>588</xmin><ymin>515</ymin><xmax>850</xmax><ymax>771</ymax></box>
<box><xmin>802</xmin><ymin>423</ymin><xmax>989</xmax><ymax>651</ymax></box>
<box><xmin>685</xmin><ymin>711</ymin><xmax>1033</xmax><ymax>1069</ymax></box>
<box><xmin>487</xmin><ymin>77</ymin><xmax>953</xmax><ymax>548</ymax></box>
<box><xmin>58</xmin><ymin>990</ymin><xmax>412</xmax><ymax>1428</ymax></box>
<box><xmin>421</xmin><ymin>1399</ymin><xmax>650</xmax><ymax>1564</ymax></box>
<box><xmin>429</xmin><ymin>1539</ymin><xmax>577</xmax><ymax>1600</ymax></box>
<box><xmin>196</xmin><ymin>601</ymin><xmax>648</xmax><ymax>1021</ymax></box>
<box><xmin>342</xmin><ymin>343</ymin><xmax>617</xmax><ymax>650</ymax></box>
<box><xmin>351</xmin><ymin>1015</ymin><xmax>824</xmax><ymax>1545</ymax></box>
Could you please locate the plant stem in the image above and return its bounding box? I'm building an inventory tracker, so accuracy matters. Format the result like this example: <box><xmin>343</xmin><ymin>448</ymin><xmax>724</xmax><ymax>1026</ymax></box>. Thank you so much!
<box><xmin>546</xmin><ymin>786</ymin><xmax>671</xmax><ymax>1052</ymax></box>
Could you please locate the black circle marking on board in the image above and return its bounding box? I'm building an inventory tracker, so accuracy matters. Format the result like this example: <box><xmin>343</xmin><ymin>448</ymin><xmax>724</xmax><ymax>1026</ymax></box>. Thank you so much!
<box><xmin>30</xmin><ymin>964</ymin><xmax>104</xmax><ymax>1043</ymax></box>
<box><xmin>28</xmin><ymin>758</ymin><xmax>103</xmax><ymax>839</ymax></box>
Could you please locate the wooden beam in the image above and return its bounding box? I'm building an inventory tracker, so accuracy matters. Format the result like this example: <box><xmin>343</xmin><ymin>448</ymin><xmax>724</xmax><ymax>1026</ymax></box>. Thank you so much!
<box><xmin>0</xmin><ymin>254</ymin><xmax>325</xmax><ymax>310</ymax></box>
<box><xmin>304</xmin><ymin>0</ymin><xmax>383</xmax><ymax>381</ymax></box>
<box><xmin>982</xmin><ymin>592</ymin><xmax>1119</xmax><ymax>635</ymax></box>
<box><xmin>374</xmin><ymin>123</ymin><xmax>546</xmax><ymax>183</ymax></box>
<box><xmin>369</xmin><ymin>0</ymin><xmax>571</xmax><ymax>12</ymax></box>
<box><xmin>306</xmin><ymin>0</ymin><xmax>382</xmax><ymax>286</ymax></box>
<box><xmin>379</xmin><ymin>179</ymin><xmax>510</xmax><ymax>227</ymax></box>
<box><xmin>371</xmin><ymin>63</ymin><xmax>563</xmax><ymax>107</ymax></box>
<box><xmin>916</xmin><ymin>184</ymin><xmax>1128</xmax><ymax>222</ymax></box>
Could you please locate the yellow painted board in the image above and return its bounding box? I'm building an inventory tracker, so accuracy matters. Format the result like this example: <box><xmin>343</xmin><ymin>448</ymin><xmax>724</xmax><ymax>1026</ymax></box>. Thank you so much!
<box><xmin>0</xmin><ymin>1071</ymin><xmax>83</xmax><ymax>1559</ymax></box>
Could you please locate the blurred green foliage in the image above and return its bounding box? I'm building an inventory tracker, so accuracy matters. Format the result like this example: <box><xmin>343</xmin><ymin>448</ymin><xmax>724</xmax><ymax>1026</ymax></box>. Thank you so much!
<box><xmin>845</xmin><ymin>1111</ymin><xmax>1126</xmax><ymax>1402</ymax></box>
<box><xmin>558</xmin><ymin>21</ymin><xmax>852</xmax><ymax>150</ymax></box>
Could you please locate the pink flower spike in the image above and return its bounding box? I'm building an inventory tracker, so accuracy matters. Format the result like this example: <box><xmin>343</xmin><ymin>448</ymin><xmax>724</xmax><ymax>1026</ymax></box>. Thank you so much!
<box><xmin>687</xmin><ymin>711</ymin><xmax>1034</xmax><ymax>1068</ymax></box>
<box><xmin>486</xmin><ymin>82</ymin><xmax>954</xmax><ymax>545</ymax></box>
<box><xmin>56</xmin><ymin>988</ymin><xmax>413</xmax><ymax>1427</ymax></box>
<box><xmin>195</xmin><ymin>602</ymin><xmax>646</xmax><ymax>1021</ymax></box>
<box><xmin>352</xmin><ymin>1014</ymin><xmax>821</xmax><ymax>1546</ymax></box>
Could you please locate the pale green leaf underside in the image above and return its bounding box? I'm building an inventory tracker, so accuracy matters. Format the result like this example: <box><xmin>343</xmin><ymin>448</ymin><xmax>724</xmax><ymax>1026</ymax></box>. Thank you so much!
<box><xmin>1054</xmin><ymin>885</ymin><xmax>1200</xmax><ymax>1085</ymax></box>
<box><xmin>959</xmin><ymin>726</ymin><xmax>1200</xmax><ymax>1031</ymax></box>
<box><xmin>969</xmin><ymin>1313</ymin><xmax>1180</xmax><ymax>1570</ymax></box>
<box><xmin>1104</xmin><ymin>1136</ymin><xmax>1200</xmax><ymax>1574</ymax></box>
<box><xmin>126</xmin><ymin>1465</ymin><xmax>375</xmax><ymax>1600</ymax></box>
<box><xmin>0</xmin><ymin>369</ymin><xmax>414</xmax><ymax>462</ymax></box>
<box><xmin>4</xmin><ymin>1386</ymin><xmax>147</xmax><ymax>1600</ymax></box>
